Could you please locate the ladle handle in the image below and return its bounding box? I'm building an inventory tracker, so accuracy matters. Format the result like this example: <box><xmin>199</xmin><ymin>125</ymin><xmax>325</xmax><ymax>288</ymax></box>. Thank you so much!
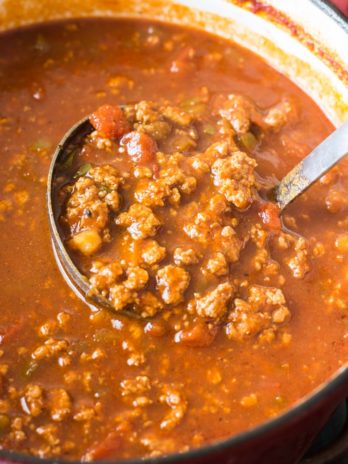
<box><xmin>275</xmin><ymin>121</ymin><xmax>348</xmax><ymax>210</ymax></box>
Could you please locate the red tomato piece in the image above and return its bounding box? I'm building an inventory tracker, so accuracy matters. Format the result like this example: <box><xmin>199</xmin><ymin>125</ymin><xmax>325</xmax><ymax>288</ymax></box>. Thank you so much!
<box><xmin>89</xmin><ymin>104</ymin><xmax>130</xmax><ymax>139</ymax></box>
<box><xmin>258</xmin><ymin>201</ymin><xmax>281</xmax><ymax>231</ymax></box>
<box><xmin>120</xmin><ymin>131</ymin><xmax>158</xmax><ymax>165</ymax></box>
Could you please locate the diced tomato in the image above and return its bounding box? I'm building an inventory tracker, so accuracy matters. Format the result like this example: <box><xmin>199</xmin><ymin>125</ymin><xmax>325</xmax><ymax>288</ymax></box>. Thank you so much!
<box><xmin>120</xmin><ymin>131</ymin><xmax>158</xmax><ymax>165</ymax></box>
<box><xmin>258</xmin><ymin>201</ymin><xmax>281</xmax><ymax>232</ymax></box>
<box><xmin>89</xmin><ymin>104</ymin><xmax>130</xmax><ymax>139</ymax></box>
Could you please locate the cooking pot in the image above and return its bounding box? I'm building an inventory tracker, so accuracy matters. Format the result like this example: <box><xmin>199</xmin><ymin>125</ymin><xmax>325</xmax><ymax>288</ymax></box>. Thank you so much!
<box><xmin>0</xmin><ymin>1</ymin><xmax>347</xmax><ymax>463</ymax></box>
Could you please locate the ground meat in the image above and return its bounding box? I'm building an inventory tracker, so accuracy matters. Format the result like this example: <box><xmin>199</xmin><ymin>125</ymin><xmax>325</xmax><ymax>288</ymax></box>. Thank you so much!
<box><xmin>109</xmin><ymin>285</ymin><xmax>136</xmax><ymax>312</ymax></box>
<box><xmin>140</xmin><ymin>239</ymin><xmax>166</xmax><ymax>266</ymax></box>
<box><xmin>135</xmin><ymin>179</ymin><xmax>171</xmax><ymax>207</ymax></box>
<box><xmin>202</xmin><ymin>141</ymin><xmax>230</xmax><ymax>166</ymax></box>
<box><xmin>116</xmin><ymin>204</ymin><xmax>161</xmax><ymax>240</ymax></box>
<box><xmin>134</xmin><ymin>101</ymin><xmax>160</xmax><ymax>124</ymax></box>
<box><xmin>218</xmin><ymin>94</ymin><xmax>295</xmax><ymax>134</ymax></box>
<box><xmin>47</xmin><ymin>388</ymin><xmax>72</xmax><ymax>422</ymax></box>
<box><xmin>120</xmin><ymin>376</ymin><xmax>151</xmax><ymax>396</ymax></box>
<box><xmin>64</xmin><ymin>165</ymin><xmax>122</xmax><ymax>254</ymax></box>
<box><xmin>285</xmin><ymin>237</ymin><xmax>310</xmax><ymax>279</ymax></box>
<box><xmin>211</xmin><ymin>151</ymin><xmax>257</xmax><ymax>209</ymax></box>
<box><xmin>173</xmin><ymin>248</ymin><xmax>200</xmax><ymax>266</ymax></box>
<box><xmin>183</xmin><ymin>210</ymin><xmax>219</xmax><ymax>244</ymax></box>
<box><xmin>225</xmin><ymin>285</ymin><xmax>290</xmax><ymax>342</ymax></box>
<box><xmin>156</xmin><ymin>265</ymin><xmax>190</xmax><ymax>305</ymax></box>
<box><xmin>32</xmin><ymin>339</ymin><xmax>68</xmax><ymax>360</ymax></box>
<box><xmin>132</xmin><ymin>101</ymin><xmax>172</xmax><ymax>141</ymax></box>
<box><xmin>124</xmin><ymin>267</ymin><xmax>149</xmax><ymax>290</ymax></box>
<box><xmin>132</xmin><ymin>165</ymin><xmax>197</xmax><ymax>208</ymax></box>
<box><xmin>66</xmin><ymin>177</ymin><xmax>108</xmax><ymax>233</ymax></box>
<box><xmin>21</xmin><ymin>385</ymin><xmax>44</xmax><ymax>417</ymax></box>
<box><xmin>157</xmin><ymin>154</ymin><xmax>197</xmax><ymax>196</ymax></box>
<box><xmin>89</xmin><ymin>261</ymin><xmax>151</xmax><ymax>313</ymax></box>
<box><xmin>263</xmin><ymin>98</ymin><xmax>297</xmax><ymax>130</ymax></box>
<box><xmin>159</xmin><ymin>386</ymin><xmax>187</xmax><ymax>431</ymax></box>
<box><xmin>218</xmin><ymin>94</ymin><xmax>259</xmax><ymax>135</ymax></box>
<box><xmin>249</xmin><ymin>224</ymin><xmax>279</xmax><ymax>274</ymax></box>
<box><xmin>162</xmin><ymin>105</ymin><xmax>194</xmax><ymax>127</ymax></box>
<box><xmin>205</xmin><ymin>252</ymin><xmax>228</xmax><ymax>276</ymax></box>
<box><xmin>215</xmin><ymin>226</ymin><xmax>243</xmax><ymax>263</ymax></box>
<box><xmin>276</xmin><ymin>233</ymin><xmax>310</xmax><ymax>279</ymax></box>
<box><xmin>194</xmin><ymin>282</ymin><xmax>234</xmax><ymax>320</ymax></box>
<box><xmin>89</xmin><ymin>261</ymin><xmax>124</xmax><ymax>294</ymax></box>
<box><xmin>135</xmin><ymin>291</ymin><xmax>164</xmax><ymax>318</ymax></box>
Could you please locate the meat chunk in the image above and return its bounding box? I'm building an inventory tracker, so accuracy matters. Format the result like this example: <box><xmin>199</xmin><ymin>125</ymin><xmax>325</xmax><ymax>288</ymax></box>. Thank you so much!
<box><xmin>275</xmin><ymin>233</ymin><xmax>310</xmax><ymax>279</ymax></box>
<box><xmin>32</xmin><ymin>338</ymin><xmax>68</xmax><ymax>360</ymax></box>
<box><xmin>135</xmin><ymin>162</ymin><xmax>197</xmax><ymax>208</ymax></box>
<box><xmin>215</xmin><ymin>226</ymin><xmax>243</xmax><ymax>263</ymax></box>
<box><xmin>183</xmin><ymin>210</ymin><xmax>218</xmax><ymax>245</ymax></box>
<box><xmin>132</xmin><ymin>101</ymin><xmax>172</xmax><ymax>141</ymax></box>
<box><xmin>194</xmin><ymin>282</ymin><xmax>234</xmax><ymax>320</ymax></box>
<box><xmin>141</xmin><ymin>239</ymin><xmax>166</xmax><ymax>266</ymax></box>
<box><xmin>135</xmin><ymin>291</ymin><xmax>164</xmax><ymax>318</ymax></box>
<box><xmin>158</xmin><ymin>155</ymin><xmax>197</xmax><ymax>196</ymax></box>
<box><xmin>225</xmin><ymin>285</ymin><xmax>290</xmax><ymax>342</ymax></box>
<box><xmin>219</xmin><ymin>94</ymin><xmax>259</xmax><ymax>135</ymax></box>
<box><xmin>134</xmin><ymin>100</ymin><xmax>161</xmax><ymax>124</ymax></box>
<box><xmin>89</xmin><ymin>261</ymin><xmax>151</xmax><ymax>314</ymax></box>
<box><xmin>218</xmin><ymin>94</ymin><xmax>296</xmax><ymax>134</ymax></box>
<box><xmin>285</xmin><ymin>237</ymin><xmax>310</xmax><ymax>279</ymax></box>
<box><xmin>120</xmin><ymin>376</ymin><xmax>151</xmax><ymax>396</ymax></box>
<box><xmin>116</xmin><ymin>204</ymin><xmax>161</xmax><ymax>240</ymax></box>
<box><xmin>89</xmin><ymin>261</ymin><xmax>124</xmax><ymax>294</ymax></box>
<box><xmin>135</xmin><ymin>179</ymin><xmax>171</xmax><ymax>207</ymax></box>
<box><xmin>173</xmin><ymin>248</ymin><xmax>200</xmax><ymax>266</ymax></box>
<box><xmin>88</xmin><ymin>165</ymin><xmax>123</xmax><ymax>206</ymax></box>
<box><xmin>64</xmin><ymin>165</ymin><xmax>122</xmax><ymax>254</ymax></box>
<box><xmin>211</xmin><ymin>151</ymin><xmax>257</xmax><ymax>209</ymax></box>
<box><xmin>109</xmin><ymin>285</ymin><xmax>136</xmax><ymax>312</ymax></box>
<box><xmin>159</xmin><ymin>386</ymin><xmax>187</xmax><ymax>431</ymax></box>
<box><xmin>22</xmin><ymin>384</ymin><xmax>44</xmax><ymax>417</ymax></box>
<box><xmin>47</xmin><ymin>388</ymin><xmax>72</xmax><ymax>422</ymax></box>
<box><xmin>90</xmin><ymin>104</ymin><xmax>130</xmax><ymax>139</ymax></box>
<box><xmin>156</xmin><ymin>265</ymin><xmax>190</xmax><ymax>305</ymax></box>
<box><xmin>124</xmin><ymin>267</ymin><xmax>149</xmax><ymax>290</ymax></box>
<box><xmin>263</xmin><ymin>98</ymin><xmax>297</xmax><ymax>130</ymax></box>
<box><xmin>205</xmin><ymin>252</ymin><xmax>228</xmax><ymax>276</ymax></box>
<box><xmin>162</xmin><ymin>105</ymin><xmax>193</xmax><ymax>127</ymax></box>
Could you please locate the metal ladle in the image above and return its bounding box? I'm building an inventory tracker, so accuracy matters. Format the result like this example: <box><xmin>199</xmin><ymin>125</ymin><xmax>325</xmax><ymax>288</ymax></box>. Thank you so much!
<box><xmin>47</xmin><ymin>117</ymin><xmax>348</xmax><ymax>310</ymax></box>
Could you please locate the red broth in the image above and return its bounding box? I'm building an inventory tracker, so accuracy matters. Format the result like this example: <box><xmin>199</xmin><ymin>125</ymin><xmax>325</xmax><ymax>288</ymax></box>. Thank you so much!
<box><xmin>0</xmin><ymin>18</ymin><xmax>347</xmax><ymax>460</ymax></box>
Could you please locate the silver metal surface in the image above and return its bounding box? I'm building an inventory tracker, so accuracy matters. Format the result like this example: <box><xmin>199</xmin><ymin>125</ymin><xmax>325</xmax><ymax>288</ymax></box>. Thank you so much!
<box><xmin>47</xmin><ymin>114</ymin><xmax>140</xmax><ymax>317</ymax></box>
<box><xmin>46</xmin><ymin>116</ymin><xmax>117</xmax><ymax>312</ymax></box>
<box><xmin>275</xmin><ymin>121</ymin><xmax>348</xmax><ymax>210</ymax></box>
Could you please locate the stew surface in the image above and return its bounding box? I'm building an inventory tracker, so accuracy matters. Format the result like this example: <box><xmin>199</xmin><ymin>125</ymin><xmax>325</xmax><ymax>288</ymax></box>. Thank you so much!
<box><xmin>0</xmin><ymin>18</ymin><xmax>348</xmax><ymax>461</ymax></box>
